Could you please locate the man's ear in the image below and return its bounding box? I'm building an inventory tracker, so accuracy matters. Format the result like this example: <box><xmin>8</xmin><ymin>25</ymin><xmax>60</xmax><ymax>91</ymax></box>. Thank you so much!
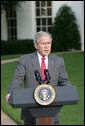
<box><xmin>34</xmin><ymin>42</ymin><xmax>38</xmax><ymax>50</ymax></box>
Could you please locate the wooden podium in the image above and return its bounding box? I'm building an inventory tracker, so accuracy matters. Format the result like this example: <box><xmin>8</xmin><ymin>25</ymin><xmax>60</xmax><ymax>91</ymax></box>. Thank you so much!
<box><xmin>37</xmin><ymin>117</ymin><xmax>52</xmax><ymax>125</ymax></box>
<box><xmin>9</xmin><ymin>86</ymin><xmax>79</xmax><ymax>125</ymax></box>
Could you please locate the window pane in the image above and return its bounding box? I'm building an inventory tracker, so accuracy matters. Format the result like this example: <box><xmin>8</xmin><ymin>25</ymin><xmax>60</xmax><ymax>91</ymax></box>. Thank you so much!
<box><xmin>11</xmin><ymin>20</ymin><xmax>14</xmax><ymax>27</ymax></box>
<box><xmin>41</xmin><ymin>1</ymin><xmax>46</xmax><ymax>7</ymax></box>
<box><xmin>11</xmin><ymin>28</ymin><xmax>14</xmax><ymax>36</ymax></box>
<box><xmin>6</xmin><ymin>10</ymin><xmax>17</xmax><ymax>40</ymax></box>
<box><xmin>11</xmin><ymin>20</ymin><xmax>15</xmax><ymax>27</ymax></box>
<box><xmin>6</xmin><ymin>11</ymin><xmax>9</xmax><ymax>17</ymax></box>
<box><xmin>13</xmin><ymin>10</ymin><xmax>17</xmax><ymax>17</ymax></box>
<box><xmin>36</xmin><ymin>9</ymin><xmax>40</xmax><ymax>16</ymax></box>
<box><xmin>42</xmin><ymin>27</ymin><xmax>46</xmax><ymax>31</ymax></box>
<box><xmin>48</xmin><ymin>27</ymin><xmax>52</xmax><ymax>33</ymax></box>
<box><xmin>37</xmin><ymin>19</ymin><xmax>40</xmax><ymax>26</ymax></box>
<box><xmin>42</xmin><ymin>18</ymin><xmax>46</xmax><ymax>25</ymax></box>
<box><xmin>36</xmin><ymin>1</ymin><xmax>40</xmax><ymax>7</ymax></box>
<box><xmin>48</xmin><ymin>18</ymin><xmax>52</xmax><ymax>25</ymax></box>
<box><xmin>9</xmin><ymin>11</ymin><xmax>13</xmax><ymax>18</ymax></box>
<box><xmin>8</xmin><ymin>28</ymin><xmax>11</xmax><ymax>36</ymax></box>
<box><xmin>37</xmin><ymin>27</ymin><xmax>40</xmax><ymax>32</ymax></box>
<box><xmin>47</xmin><ymin>8</ymin><xmax>51</xmax><ymax>16</ymax></box>
<box><xmin>7</xmin><ymin>20</ymin><xmax>11</xmax><ymax>27</ymax></box>
<box><xmin>13</xmin><ymin>29</ymin><xmax>16</xmax><ymax>36</ymax></box>
<box><xmin>47</xmin><ymin>1</ymin><xmax>51</xmax><ymax>6</ymax></box>
<box><xmin>41</xmin><ymin>8</ymin><xmax>46</xmax><ymax>16</ymax></box>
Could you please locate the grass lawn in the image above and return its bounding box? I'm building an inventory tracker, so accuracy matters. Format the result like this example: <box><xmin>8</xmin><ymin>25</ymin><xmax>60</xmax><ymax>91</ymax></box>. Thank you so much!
<box><xmin>1</xmin><ymin>54</ymin><xmax>22</xmax><ymax>60</ymax></box>
<box><xmin>1</xmin><ymin>52</ymin><xmax>84</xmax><ymax>125</ymax></box>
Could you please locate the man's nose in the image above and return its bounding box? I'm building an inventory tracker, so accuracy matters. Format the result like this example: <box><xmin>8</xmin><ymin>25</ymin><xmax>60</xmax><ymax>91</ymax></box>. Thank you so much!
<box><xmin>45</xmin><ymin>44</ymin><xmax>48</xmax><ymax>48</ymax></box>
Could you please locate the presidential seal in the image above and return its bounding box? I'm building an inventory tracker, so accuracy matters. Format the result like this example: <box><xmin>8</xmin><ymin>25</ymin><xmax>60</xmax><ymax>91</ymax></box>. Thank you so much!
<box><xmin>34</xmin><ymin>84</ymin><xmax>56</xmax><ymax>106</ymax></box>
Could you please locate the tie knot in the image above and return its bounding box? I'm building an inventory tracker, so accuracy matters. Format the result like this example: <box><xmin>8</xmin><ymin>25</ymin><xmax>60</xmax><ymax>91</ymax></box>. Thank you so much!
<box><xmin>42</xmin><ymin>57</ymin><xmax>45</xmax><ymax>61</ymax></box>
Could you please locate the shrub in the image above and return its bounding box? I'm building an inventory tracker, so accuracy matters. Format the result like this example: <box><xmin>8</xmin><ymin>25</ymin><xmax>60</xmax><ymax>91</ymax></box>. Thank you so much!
<box><xmin>1</xmin><ymin>39</ymin><xmax>36</xmax><ymax>55</ymax></box>
<box><xmin>51</xmin><ymin>4</ymin><xmax>81</xmax><ymax>52</ymax></box>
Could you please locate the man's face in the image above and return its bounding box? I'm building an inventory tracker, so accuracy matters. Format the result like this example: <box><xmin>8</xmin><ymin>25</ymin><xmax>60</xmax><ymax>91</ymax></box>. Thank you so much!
<box><xmin>34</xmin><ymin>36</ymin><xmax>52</xmax><ymax>57</ymax></box>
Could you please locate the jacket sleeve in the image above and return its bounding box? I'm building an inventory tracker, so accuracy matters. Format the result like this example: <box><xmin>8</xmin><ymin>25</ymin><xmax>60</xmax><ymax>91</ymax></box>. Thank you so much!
<box><xmin>8</xmin><ymin>56</ymin><xmax>26</xmax><ymax>93</ymax></box>
<box><xmin>58</xmin><ymin>58</ymin><xmax>71</xmax><ymax>86</ymax></box>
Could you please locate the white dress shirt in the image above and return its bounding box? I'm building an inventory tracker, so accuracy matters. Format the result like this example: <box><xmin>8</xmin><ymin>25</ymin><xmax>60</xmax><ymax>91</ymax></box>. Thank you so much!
<box><xmin>37</xmin><ymin>51</ymin><xmax>48</xmax><ymax>69</ymax></box>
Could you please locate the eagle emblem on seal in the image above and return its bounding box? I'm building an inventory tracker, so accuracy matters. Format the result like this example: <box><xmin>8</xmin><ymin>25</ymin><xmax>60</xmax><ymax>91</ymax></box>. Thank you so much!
<box><xmin>34</xmin><ymin>84</ymin><xmax>56</xmax><ymax>105</ymax></box>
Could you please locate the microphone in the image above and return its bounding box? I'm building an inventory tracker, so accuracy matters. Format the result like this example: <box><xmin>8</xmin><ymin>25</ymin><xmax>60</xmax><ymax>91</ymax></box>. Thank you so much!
<box><xmin>44</xmin><ymin>69</ymin><xmax>51</xmax><ymax>84</ymax></box>
<box><xmin>34</xmin><ymin>70</ymin><xmax>43</xmax><ymax>84</ymax></box>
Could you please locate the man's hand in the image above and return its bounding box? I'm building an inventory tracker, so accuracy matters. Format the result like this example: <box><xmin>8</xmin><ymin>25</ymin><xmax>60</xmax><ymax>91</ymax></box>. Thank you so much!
<box><xmin>6</xmin><ymin>93</ymin><xmax>11</xmax><ymax>104</ymax></box>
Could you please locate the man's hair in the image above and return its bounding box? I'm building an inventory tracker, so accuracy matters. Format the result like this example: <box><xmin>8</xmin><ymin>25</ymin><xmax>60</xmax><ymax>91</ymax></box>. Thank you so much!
<box><xmin>34</xmin><ymin>31</ymin><xmax>52</xmax><ymax>44</ymax></box>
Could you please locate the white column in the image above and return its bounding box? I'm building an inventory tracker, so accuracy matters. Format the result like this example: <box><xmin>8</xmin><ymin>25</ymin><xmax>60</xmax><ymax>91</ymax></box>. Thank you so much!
<box><xmin>1</xmin><ymin>10</ymin><xmax>8</xmax><ymax>40</ymax></box>
<box><xmin>17</xmin><ymin>1</ymin><xmax>34</xmax><ymax>39</ymax></box>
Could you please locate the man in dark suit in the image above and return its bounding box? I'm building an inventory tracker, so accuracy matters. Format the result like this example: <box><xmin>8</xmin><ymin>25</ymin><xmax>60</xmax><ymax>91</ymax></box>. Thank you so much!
<box><xmin>6</xmin><ymin>31</ymin><xmax>71</xmax><ymax>125</ymax></box>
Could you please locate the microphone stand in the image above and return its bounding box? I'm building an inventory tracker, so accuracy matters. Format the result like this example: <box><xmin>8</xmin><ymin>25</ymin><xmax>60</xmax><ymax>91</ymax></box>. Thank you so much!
<box><xmin>44</xmin><ymin>69</ymin><xmax>51</xmax><ymax>84</ymax></box>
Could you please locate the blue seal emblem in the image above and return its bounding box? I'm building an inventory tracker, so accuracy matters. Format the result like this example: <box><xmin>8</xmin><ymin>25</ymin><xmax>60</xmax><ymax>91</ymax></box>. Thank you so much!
<box><xmin>39</xmin><ymin>88</ymin><xmax>52</xmax><ymax>101</ymax></box>
<box><xmin>34</xmin><ymin>84</ymin><xmax>56</xmax><ymax>105</ymax></box>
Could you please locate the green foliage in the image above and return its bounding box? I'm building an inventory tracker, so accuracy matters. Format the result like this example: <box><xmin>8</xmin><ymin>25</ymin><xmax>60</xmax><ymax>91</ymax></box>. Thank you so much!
<box><xmin>51</xmin><ymin>4</ymin><xmax>81</xmax><ymax>52</ymax></box>
<box><xmin>1</xmin><ymin>40</ymin><xmax>36</xmax><ymax>55</ymax></box>
<box><xmin>1</xmin><ymin>54</ymin><xmax>22</xmax><ymax>60</ymax></box>
<box><xmin>1</xmin><ymin>1</ymin><xmax>23</xmax><ymax>11</ymax></box>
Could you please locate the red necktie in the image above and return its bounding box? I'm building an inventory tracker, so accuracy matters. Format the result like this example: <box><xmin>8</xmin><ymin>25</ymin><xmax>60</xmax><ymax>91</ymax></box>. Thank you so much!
<box><xmin>41</xmin><ymin>57</ymin><xmax>46</xmax><ymax>83</ymax></box>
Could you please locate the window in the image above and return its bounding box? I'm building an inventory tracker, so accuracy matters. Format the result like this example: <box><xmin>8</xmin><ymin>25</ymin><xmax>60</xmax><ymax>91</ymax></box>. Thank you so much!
<box><xmin>36</xmin><ymin>1</ymin><xmax>52</xmax><ymax>33</ymax></box>
<box><xmin>6</xmin><ymin>10</ymin><xmax>17</xmax><ymax>40</ymax></box>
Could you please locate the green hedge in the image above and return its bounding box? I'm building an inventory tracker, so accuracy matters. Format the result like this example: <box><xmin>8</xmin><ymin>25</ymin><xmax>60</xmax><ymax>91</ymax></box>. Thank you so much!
<box><xmin>1</xmin><ymin>39</ymin><xmax>36</xmax><ymax>55</ymax></box>
<box><xmin>51</xmin><ymin>4</ymin><xmax>81</xmax><ymax>51</ymax></box>
<box><xmin>1</xmin><ymin>38</ymin><xmax>81</xmax><ymax>55</ymax></box>
<box><xmin>1</xmin><ymin>39</ymin><xmax>60</xmax><ymax>55</ymax></box>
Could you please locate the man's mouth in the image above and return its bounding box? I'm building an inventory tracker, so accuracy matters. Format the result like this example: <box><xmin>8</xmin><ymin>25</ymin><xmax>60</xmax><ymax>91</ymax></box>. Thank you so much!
<box><xmin>44</xmin><ymin>50</ymin><xmax>49</xmax><ymax>52</ymax></box>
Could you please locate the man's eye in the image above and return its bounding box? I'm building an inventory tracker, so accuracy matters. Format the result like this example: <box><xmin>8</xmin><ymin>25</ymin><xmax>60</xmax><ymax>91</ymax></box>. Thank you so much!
<box><xmin>48</xmin><ymin>42</ymin><xmax>50</xmax><ymax>44</ymax></box>
<box><xmin>41</xmin><ymin>42</ymin><xmax>51</xmax><ymax>45</ymax></box>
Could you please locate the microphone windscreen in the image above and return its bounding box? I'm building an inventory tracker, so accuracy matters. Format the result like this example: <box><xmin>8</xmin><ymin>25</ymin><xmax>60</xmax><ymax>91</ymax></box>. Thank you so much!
<box><xmin>34</xmin><ymin>70</ymin><xmax>39</xmax><ymax>75</ymax></box>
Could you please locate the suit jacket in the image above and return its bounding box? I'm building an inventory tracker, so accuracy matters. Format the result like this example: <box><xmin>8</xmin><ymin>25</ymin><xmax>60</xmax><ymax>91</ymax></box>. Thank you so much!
<box><xmin>9</xmin><ymin>51</ymin><xmax>71</xmax><ymax>121</ymax></box>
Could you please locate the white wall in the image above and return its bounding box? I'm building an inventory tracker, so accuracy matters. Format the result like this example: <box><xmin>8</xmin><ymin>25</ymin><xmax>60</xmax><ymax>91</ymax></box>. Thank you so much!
<box><xmin>1</xmin><ymin>10</ymin><xmax>8</xmax><ymax>41</ymax></box>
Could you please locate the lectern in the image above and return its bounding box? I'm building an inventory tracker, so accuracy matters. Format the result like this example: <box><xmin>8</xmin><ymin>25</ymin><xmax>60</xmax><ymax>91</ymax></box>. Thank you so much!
<box><xmin>9</xmin><ymin>85</ymin><xmax>79</xmax><ymax>125</ymax></box>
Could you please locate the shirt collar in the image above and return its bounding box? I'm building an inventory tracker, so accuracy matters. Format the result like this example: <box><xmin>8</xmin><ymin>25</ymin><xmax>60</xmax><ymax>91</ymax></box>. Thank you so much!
<box><xmin>37</xmin><ymin>51</ymin><xmax>48</xmax><ymax>60</ymax></box>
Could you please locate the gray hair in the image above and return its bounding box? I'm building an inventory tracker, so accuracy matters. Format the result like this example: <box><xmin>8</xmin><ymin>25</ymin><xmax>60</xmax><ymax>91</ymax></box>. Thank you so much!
<box><xmin>34</xmin><ymin>31</ymin><xmax>52</xmax><ymax>44</ymax></box>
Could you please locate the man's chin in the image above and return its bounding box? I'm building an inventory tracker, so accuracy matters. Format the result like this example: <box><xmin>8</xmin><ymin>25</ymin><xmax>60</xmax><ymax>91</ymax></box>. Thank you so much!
<box><xmin>43</xmin><ymin>53</ymin><xmax>49</xmax><ymax>57</ymax></box>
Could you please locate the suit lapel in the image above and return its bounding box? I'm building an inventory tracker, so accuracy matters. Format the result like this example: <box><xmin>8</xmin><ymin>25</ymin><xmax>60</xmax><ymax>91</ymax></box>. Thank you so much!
<box><xmin>31</xmin><ymin>51</ymin><xmax>41</xmax><ymax>75</ymax></box>
<box><xmin>48</xmin><ymin>54</ymin><xmax>55</xmax><ymax>76</ymax></box>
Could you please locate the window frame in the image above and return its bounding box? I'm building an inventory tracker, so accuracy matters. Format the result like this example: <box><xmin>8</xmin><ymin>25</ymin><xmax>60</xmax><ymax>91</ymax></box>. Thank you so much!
<box><xmin>35</xmin><ymin>1</ymin><xmax>52</xmax><ymax>33</ymax></box>
<box><xmin>6</xmin><ymin>10</ymin><xmax>17</xmax><ymax>40</ymax></box>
